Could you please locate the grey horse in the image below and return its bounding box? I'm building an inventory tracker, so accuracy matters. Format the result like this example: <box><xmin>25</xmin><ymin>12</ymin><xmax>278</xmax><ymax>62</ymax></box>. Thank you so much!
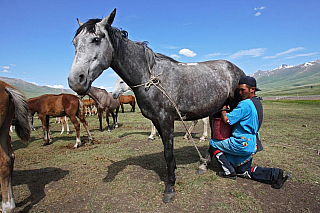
<box><xmin>68</xmin><ymin>9</ymin><xmax>245</xmax><ymax>203</ymax></box>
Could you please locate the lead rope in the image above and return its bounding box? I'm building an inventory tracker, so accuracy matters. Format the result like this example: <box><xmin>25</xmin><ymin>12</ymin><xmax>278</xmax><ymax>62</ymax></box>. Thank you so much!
<box><xmin>131</xmin><ymin>51</ymin><xmax>208</xmax><ymax>165</ymax></box>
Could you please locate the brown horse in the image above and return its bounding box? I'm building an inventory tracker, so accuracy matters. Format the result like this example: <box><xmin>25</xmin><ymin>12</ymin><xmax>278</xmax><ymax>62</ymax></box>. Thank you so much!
<box><xmin>27</xmin><ymin>93</ymin><xmax>92</xmax><ymax>147</ymax></box>
<box><xmin>88</xmin><ymin>87</ymin><xmax>120</xmax><ymax>132</ymax></box>
<box><xmin>82</xmin><ymin>97</ymin><xmax>96</xmax><ymax>116</ymax></box>
<box><xmin>119</xmin><ymin>95</ymin><xmax>135</xmax><ymax>113</ymax></box>
<box><xmin>0</xmin><ymin>80</ymin><xmax>30</xmax><ymax>212</ymax></box>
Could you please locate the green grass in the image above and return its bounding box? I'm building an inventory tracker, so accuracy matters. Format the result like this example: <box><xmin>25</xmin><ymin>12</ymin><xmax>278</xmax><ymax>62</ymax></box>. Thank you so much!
<box><xmin>9</xmin><ymin>100</ymin><xmax>320</xmax><ymax>212</ymax></box>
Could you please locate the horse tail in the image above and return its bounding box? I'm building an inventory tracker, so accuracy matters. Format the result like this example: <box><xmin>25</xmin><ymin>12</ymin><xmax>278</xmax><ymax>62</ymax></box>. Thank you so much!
<box><xmin>5</xmin><ymin>87</ymin><xmax>31</xmax><ymax>142</ymax></box>
<box><xmin>77</xmin><ymin>98</ymin><xmax>85</xmax><ymax>120</ymax></box>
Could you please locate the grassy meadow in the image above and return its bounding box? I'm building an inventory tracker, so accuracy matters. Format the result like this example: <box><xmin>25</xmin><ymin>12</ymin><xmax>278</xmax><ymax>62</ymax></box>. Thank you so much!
<box><xmin>9</xmin><ymin>100</ymin><xmax>320</xmax><ymax>212</ymax></box>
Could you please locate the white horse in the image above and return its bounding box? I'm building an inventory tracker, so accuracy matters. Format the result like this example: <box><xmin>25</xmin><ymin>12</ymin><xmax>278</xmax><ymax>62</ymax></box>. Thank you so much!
<box><xmin>113</xmin><ymin>77</ymin><xmax>209</xmax><ymax>141</ymax></box>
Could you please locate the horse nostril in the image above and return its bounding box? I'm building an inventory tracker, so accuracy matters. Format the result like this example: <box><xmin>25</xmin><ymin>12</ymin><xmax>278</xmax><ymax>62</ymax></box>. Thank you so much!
<box><xmin>79</xmin><ymin>74</ymin><xmax>86</xmax><ymax>84</ymax></box>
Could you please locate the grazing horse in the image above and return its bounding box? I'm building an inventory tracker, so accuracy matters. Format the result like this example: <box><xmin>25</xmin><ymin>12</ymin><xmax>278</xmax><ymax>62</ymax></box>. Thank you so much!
<box><xmin>27</xmin><ymin>94</ymin><xmax>92</xmax><ymax>147</ymax></box>
<box><xmin>119</xmin><ymin>95</ymin><xmax>135</xmax><ymax>113</ymax></box>
<box><xmin>68</xmin><ymin>9</ymin><xmax>245</xmax><ymax>203</ymax></box>
<box><xmin>0</xmin><ymin>80</ymin><xmax>30</xmax><ymax>212</ymax></box>
<box><xmin>88</xmin><ymin>86</ymin><xmax>120</xmax><ymax>132</ymax></box>
<box><xmin>113</xmin><ymin>77</ymin><xmax>209</xmax><ymax>141</ymax></box>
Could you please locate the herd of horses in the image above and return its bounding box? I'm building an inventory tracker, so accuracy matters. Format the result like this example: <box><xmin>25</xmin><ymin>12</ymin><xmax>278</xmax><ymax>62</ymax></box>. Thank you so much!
<box><xmin>0</xmin><ymin>8</ymin><xmax>246</xmax><ymax>212</ymax></box>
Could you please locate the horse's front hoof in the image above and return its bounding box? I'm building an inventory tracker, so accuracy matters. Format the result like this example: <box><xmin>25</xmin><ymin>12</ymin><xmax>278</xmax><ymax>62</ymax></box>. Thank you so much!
<box><xmin>163</xmin><ymin>191</ymin><xmax>175</xmax><ymax>203</ymax></box>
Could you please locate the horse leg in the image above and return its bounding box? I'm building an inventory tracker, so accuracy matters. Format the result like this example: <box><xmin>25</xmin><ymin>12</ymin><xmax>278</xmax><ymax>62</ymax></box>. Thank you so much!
<box><xmin>153</xmin><ymin>118</ymin><xmax>176</xmax><ymax>203</ymax></box>
<box><xmin>199</xmin><ymin>117</ymin><xmax>209</xmax><ymax>141</ymax></box>
<box><xmin>183</xmin><ymin>120</ymin><xmax>199</xmax><ymax>140</ymax></box>
<box><xmin>105</xmin><ymin>110</ymin><xmax>112</xmax><ymax>132</ymax></box>
<box><xmin>120</xmin><ymin>103</ymin><xmax>124</xmax><ymax>113</ymax></box>
<box><xmin>98</xmin><ymin>110</ymin><xmax>103</xmax><ymax>131</ymax></box>
<box><xmin>65</xmin><ymin>116</ymin><xmax>70</xmax><ymax>134</ymax></box>
<box><xmin>46</xmin><ymin>115</ymin><xmax>51</xmax><ymax>143</ymax></box>
<box><xmin>132</xmin><ymin>100</ymin><xmax>135</xmax><ymax>112</ymax></box>
<box><xmin>60</xmin><ymin>116</ymin><xmax>65</xmax><ymax>134</ymax></box>
<box><xmin>114</xmin><ymin>108</ymin><xmax>119</xmax><ymax>128</ymax></box>
<box><xmin>39</xmin><ymin>115</ymin><xmax>49</xmax><ymax>146</ymax></box>
<box><xmin>148</xmin><ymin>122</ymin><xmax>157</xmax><ymax>140</ymax></box>
<box><xmin>78</xmin><ymin>116</ymin><xmax>93</xmax><ymax>145</ymax></box>
<box><xmin>0</xmin><ymin>109</ymin><xmax>16</xmax><ymax>212</ymax></box>
<box><xmin>0</xmin><ymin>134</ymin><xmax>16</xmax><ymax>212</ymax></box>
<box><xmin>69</xmin><ymin>115</ymin><xmax>81</xmax><ymax>148</ymax></box>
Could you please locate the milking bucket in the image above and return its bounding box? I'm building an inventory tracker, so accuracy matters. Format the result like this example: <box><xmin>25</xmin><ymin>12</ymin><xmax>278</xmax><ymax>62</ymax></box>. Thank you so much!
<box><xmin>211</xmin><ymin>117</ymin><xmax>232</xmax><ymax>140</ymax></box>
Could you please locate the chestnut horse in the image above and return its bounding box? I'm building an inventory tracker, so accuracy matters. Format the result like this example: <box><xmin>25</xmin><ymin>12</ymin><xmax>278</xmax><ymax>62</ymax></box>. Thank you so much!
<box><xmin>0</xmin><ymin>80</ymin><xmax>30</xmax><ymax>212</ymax></box>
<box><xmin>27</xmin><ymin>94</ymin><xmax>92</xmax><ymax>147</ymax></box>
<box><xmin>119</xmin><ymin>95</ymin><xmax>135</xmax><ymax>113</ymax></box>
<box><xmin>82</xmin><ymin>97</ymin><xmax>96</xmax><ymax>116</ymax></box>
<box><xmin>88</xmin><ymin>86</ymin><xmax>120</xmax><ymax>132</ymax></box>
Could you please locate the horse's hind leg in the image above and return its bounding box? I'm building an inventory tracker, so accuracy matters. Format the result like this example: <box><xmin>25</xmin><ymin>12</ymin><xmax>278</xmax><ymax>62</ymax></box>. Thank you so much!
<box><xmin>69</xmin><ymin>115</ymin><xmax>81</xmax><ymax>148</ymax></box>
<box><xmin>0</xmin><ymin>134</ymin><xmax>16</xmax><ymax>212</ymax></box>
<box><xmin>0</xmin><ymin>108</ymin><xmax>16</xmax><ymax>212</ymax></box>
<box><xmin>78</xmin><ymin>116</ymin><xmax>93</xmax><ymax>145</ymax></box>
<box><xmin>39</xmin><ymin>115</ymin><xmax>50</xmax><ymax>146</ymax></box>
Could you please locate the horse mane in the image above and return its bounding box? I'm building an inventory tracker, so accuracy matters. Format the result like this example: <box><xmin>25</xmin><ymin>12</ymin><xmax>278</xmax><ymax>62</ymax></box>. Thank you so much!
<box><xmin>75</xmin><ymin>19</ymin><xmax>179</xmax><ymax>67</ymax></box>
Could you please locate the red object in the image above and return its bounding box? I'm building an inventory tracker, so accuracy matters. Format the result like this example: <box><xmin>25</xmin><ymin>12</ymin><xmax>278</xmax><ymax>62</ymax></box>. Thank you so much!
<box><xmin>212</xmin><ymin>118</ymin><xmax>232</xmax><ymax>140</ymax></box>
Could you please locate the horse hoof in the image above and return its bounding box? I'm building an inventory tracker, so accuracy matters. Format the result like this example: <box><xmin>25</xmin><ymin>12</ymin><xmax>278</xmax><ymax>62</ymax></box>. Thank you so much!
<box><xmin>162</xmin><ymin>191</ymin><xmax>175</xmax><ymax>203</ymax></box>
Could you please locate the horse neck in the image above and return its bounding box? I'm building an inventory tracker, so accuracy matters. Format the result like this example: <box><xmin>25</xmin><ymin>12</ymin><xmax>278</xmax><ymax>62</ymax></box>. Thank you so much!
<box><xmin>110</xmin><ymin>40</ymin><xmax>152</xmax><ymax>87</ymax></box>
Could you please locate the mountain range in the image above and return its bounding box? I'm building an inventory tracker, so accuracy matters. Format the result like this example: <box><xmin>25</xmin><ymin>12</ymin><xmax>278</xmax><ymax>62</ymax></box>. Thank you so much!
<box><xmin>251</xmin><ymin>60</ymin><xmax>320</xmax><ymax>96</ymax></box>
<box><xmin>1</xmin><ymin>59</ymin><xmax>319</xmax><ymax>98</ymax></box>
<box><xmin>0</xmin><ymin>76</ymin><xmax>73</xmax><ymax>99</ymax></box>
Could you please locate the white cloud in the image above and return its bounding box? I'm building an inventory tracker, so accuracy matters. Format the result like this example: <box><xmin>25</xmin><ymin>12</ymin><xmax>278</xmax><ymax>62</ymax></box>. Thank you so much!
<box><xmin>255</xmin><ymin>12</ymin><xmax>261</xmax><ymax>17</ymax></box>
<box><xmin>263</xmin><ymin>47</ymin><xmax>305</xmax><ymax>59</ymax></box>
<box><xmin>284</xmin><ymin>52</ymin><xmax>318</xmax><ymax>59</ymax></box>
<box><xmin>179</xmin><ymin>49</ymin><xmax>197</xmax><ymax>57</ymax></box>
<box><xmin>254</xmin><ymin>6</ymin><xmax>265</xmax><ymax>11</ymax></box>
<box><xmin>1</xmin><ymin>66</ymin><xmax>10</xmax><ymax>69</ymax></box>
<box><xmin>2</xmin><ymin>70</ymin><xmax>10</xmax><ymax>73</ymax></box>
<box><xmin>46</xmin><ymin>85</ymin><xmax>64</xmax><ymax>89</ymax></box>
<box><xmin>206</xmin><ymin>52</ymin><xmax>229</xmax><ymax>58</ymax></box>
<box><xmin>171</xmin><ymin>54</ymin><xmax>181</xmax><ymax>59</ymax></box>
<box><xmin>228</xmin><ymin>48</ymin><xmax>266</xmax><ymax>60</ymax></box>
<box><xmin>254</xmin><ymin>6</ymin><xmax>265</xmax><ymax>16</ymax></box>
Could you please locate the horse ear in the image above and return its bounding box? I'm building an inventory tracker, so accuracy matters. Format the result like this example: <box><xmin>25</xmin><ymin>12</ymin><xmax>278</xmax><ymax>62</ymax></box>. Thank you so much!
<box><xmin>77</xmin><ymin>18</ymin><xmax>84</xmax><ymax>26</ymax></box>
<box><xmin>99</xmin><ymin>8</ymin><xmax>116</xmax><ymax>27</ymax></box>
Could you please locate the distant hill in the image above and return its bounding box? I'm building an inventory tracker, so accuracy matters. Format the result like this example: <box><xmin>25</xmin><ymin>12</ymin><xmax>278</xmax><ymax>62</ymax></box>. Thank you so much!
<box><xmin>0</xmin><ymin>76</ymin><xmax>73</xmax><ymax>99</ymax></box>
<box><xmin>251</xmin><ymin>60</ymin><xmax>320</xmax><ymax>96</ymax></box>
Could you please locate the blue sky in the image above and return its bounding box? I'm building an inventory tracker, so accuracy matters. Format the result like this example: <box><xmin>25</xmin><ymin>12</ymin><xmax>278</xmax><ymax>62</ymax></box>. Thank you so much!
<box><xmin>1</xmin><ymin>0</ymin><xmax>319</xmax><ymax>91</ymax></box>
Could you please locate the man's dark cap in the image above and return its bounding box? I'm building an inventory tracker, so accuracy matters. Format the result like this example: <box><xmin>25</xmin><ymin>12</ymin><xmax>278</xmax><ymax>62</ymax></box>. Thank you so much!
<box><xmin>239</xmin><ymin>76</ymin><xmax>261</xmax><ymax>91</ymax></box>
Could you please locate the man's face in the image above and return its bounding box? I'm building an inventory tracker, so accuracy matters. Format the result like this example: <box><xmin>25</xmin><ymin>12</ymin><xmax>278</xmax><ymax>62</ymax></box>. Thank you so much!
<box><xmin>238</xmin><ymin>84</ymin><xmax>255</xmax><ymax>100</ymax></box>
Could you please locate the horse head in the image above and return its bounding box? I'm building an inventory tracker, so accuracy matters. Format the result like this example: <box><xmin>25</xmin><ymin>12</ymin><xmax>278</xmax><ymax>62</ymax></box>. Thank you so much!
<box><xmin>112</xmin><ymin>77</ymin><xmax>131</xmax><ymax>99</ymax></box>
<box><xmin>68</xmin><ymin>9</ymin><xmax>116</xmax><ymax>95</ymax></box>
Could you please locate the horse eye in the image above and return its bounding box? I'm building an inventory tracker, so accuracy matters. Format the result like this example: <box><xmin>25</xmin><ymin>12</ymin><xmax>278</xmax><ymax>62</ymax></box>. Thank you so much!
<box><xmin>92</xmin><ymin>37</ymin><xmax>100</xmax><ymax>44</ymax></box>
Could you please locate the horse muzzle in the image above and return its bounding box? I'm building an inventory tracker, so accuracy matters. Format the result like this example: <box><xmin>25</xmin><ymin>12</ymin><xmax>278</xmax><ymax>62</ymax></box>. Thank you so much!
<box><xmin>68</xmin><ymin>71</ymin><xmax>91</xmax><ymax>95</ymax></box>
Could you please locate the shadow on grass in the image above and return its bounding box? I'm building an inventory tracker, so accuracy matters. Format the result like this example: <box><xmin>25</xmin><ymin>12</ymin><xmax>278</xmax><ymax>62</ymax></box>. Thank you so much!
<box><xmin>103</xmin><ymin>145</ymin><xmax>219</xmax><ymax>183</ymax></box>
<box><xmin>12</xmin><ymin>167</ymin><xmax>69</xmax><ymax>213</ymax></box>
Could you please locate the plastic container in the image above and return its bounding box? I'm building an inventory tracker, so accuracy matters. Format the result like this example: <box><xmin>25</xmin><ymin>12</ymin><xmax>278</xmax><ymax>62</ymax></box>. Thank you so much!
<box><xmin>211</xmin><ymin>117</ymin><xmax>232</xmax><ymax>140</ymax></box>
